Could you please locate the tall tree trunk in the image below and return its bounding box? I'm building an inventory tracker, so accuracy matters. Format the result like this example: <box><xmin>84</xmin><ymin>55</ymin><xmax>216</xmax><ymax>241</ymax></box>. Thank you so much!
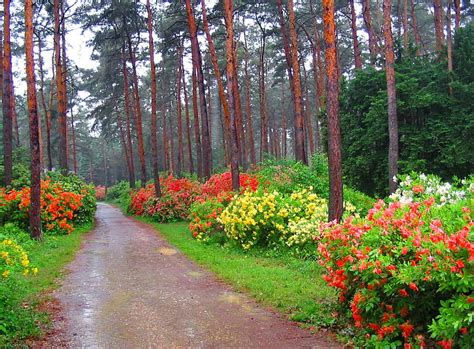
<box><xmin>2</xmin><ymin>2</ymin><xmax>13</xmax><ymax>187</ymax></box>
<box><xmin>54</xmin><ymin>0</ymin><xmax>68</xmax><ymax>173</ymax></box>
<box><xmin>242</xmin><ymin>27</ymin><xmax>256</xmax><ymax>166</ymax></box>
<box><xmin>201</xmin><ymin>0</ymin><xmax>232</xmax><ymax>165</ymax></box>
<box><xmin>410</xmin><ymin>0</ymin><xmax>423</xmax><ymax>54</ymax></box>
<box><xmin>433</xmin><ymin>0</ymin><xmax>445</xmax><ymax>54</ymax></box>
<box><xmin>232</xmin><ymin>32</ymin><xmax>246</xmax><ymax>168</ymax></box>
<box><xmin>447</xmin><ymin>0</ymin><xmax>453</xmax><ymax>74</ymax></box>
<box><xmin>168</xmin><ymin>102</ymin><xmax>175</xmax><ymax>175</ymax></box>
<box><xmin>323</xmin><ymin>0</ymin><xmax>343</xmax><ymax>222</ymax></box>
<box><xmin>224</xmin><ymin>0</ymin><xmax>240</xmax><ymax>191</ymax></box>
<box><xmin>11</xmin><ymin>80</ymin><xmax>19</xmax><ymax>148</ymax></box>
<box><xmin>181</xmin><ymin>59</ymin><xmax>194</xmax><ymax>174</ymax></box>
<box><xmin>176</xmin><ymin>45</ymin><xmax>184</xmax><ymax>177</ymax></box>
<box><xmin>281</xmin><ymin>85</ymin><xmax>288</xmax><ymax>157</ymax></box>
<box><xmin>258</xmin><ymin>30</ymin><xmax>268</xmax><ymax>159</ymax></box>
<box><xmin>122</xmin><ymin>49</ymin><xmax>136</xmax><ymax>188</ymax></box>
<box><xmin>146</xmin><ymin>0</ymin><xmax>161</xmax><ymax>196</ymax></box>
<box><xmin>191</xmin><ymin>65</ymin><xmax>203</xmax><ymax>177</ymax></box>
<box><xmin>161</xmin><ymin>91</ymin><xmax>170</xmax><ymax>173</ymax></box>
<box><xmin>454</xmin><ymin>0</ymin><xmax>460</xmax><ymax>30</ymax></box>
<box><xmin>402</xmin><ymin>0</ymin><xmax>409</xmax><ymax>51</ymax></box>
<box><xmin>349</xmin><ymin>0</ymin><xmax>363</xmax><ymax>69</ymax></box>
<box><xmin>61</xmin><ymin>0</ymin><xmax>69</xmax><ymax>163</ymax></box>
<box><xmin>117</xmin><ymin>111</ymin><xmax>133</xmax><ymax>188</ymax></box>
<box><xmin>70</xmin><ymin>107</ymin><xmax>78</xmax><ymax>174</ymax></box>
<box><xmin>287</xmin><ymin>0</ymin><xmax>307</xmax><ymax>164</ymax></box>
<box><xmin>302</xmin><ymin>64</ymin><xmax>315</xmax><ymax>156</ymax></box>
<box><xmin>25</xmin><ymin>0</ymin><xmax>42</xmax><ymax>239</ymax></box>
<box><xmin>185</xmin><ymin>0</ymin><xmax>211</xmax><ymax>179</ymax></box>
<box><xmin>125</xmin><ymin>27</ymin><xmax>147</xmax><ymax>186</ymax></box>
<box><xmin>383</xmin><ymin>0</ymin><xmax>399</xmax><ymax>194</ymax></box>
<box><xmin>37</xmin><ymin>36</ymin><xmax>49</xmax><ymax>171</ymax></box>
<box><xmin>363</xmin><ymin>0</ymin><xmax>378</xmax><ymax>65</ymax></box>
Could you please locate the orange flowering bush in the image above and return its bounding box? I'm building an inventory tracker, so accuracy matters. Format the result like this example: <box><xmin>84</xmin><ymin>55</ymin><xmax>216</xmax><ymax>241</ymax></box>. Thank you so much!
<box><xmin>0</xmin><ymin>180</ymin><xmax>84</xmax><ymax>234</ymax></box>
<box><xmin>318</xmin><ymin>197</ymin><xmax>473</xmax><ymax>348</ymax></box>
<box><xmin>95</xmin><ymin>186</ymin><xmax>106</xmax><ymax>201</ymax></box>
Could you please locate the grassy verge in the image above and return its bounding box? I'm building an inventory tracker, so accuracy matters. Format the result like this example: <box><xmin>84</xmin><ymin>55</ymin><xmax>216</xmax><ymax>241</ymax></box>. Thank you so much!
<box><xmin>1</xmin><ymin>222</ymin><xmax>94</xmax><ymax>346</ymax></box>
<box><xmin>132</xmin><ymin>213</ymin><xmax>337</xmax><ymax>329</ymax></box>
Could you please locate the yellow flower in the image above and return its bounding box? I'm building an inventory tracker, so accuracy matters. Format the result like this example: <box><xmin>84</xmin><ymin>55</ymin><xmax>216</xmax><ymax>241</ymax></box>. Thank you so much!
<box><xmin>2</xmin><ymin>270</ymin><xmax>10</xmax><ymax>278</ymax></box>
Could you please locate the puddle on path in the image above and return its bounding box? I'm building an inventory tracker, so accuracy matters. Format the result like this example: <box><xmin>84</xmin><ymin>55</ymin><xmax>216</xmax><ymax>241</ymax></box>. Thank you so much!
<box><xmin>156</xmin><ymin>247</ymin><xmax>178</xmax><ymax>256</ymax></box>
<box><xmin>187</xmin><ymin>271</ymin><xmax>203</xmax><ymax>278</ymax></box>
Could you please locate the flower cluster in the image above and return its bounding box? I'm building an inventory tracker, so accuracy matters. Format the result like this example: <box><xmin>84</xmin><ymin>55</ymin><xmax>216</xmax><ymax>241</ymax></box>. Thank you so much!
<box><xmin>219</xmin><ymin>188</ymin><xmax>328</xmax><ymax>250</ymax></box>
<box><xmin>0</xmin><ymin>180</ymin><xmax>84</xmax><ymax>234</ymax></box>
<box><xmin>318</xmin><ymin>197</ymin><xmax>473</xmax><ymax>348</ymax></box>
<box><xmin>1</xmin><ymin>239</ymin><xmax>38</xmax><ymax>279</ymax></box>
<box><xmin>390</xmin><ymin>173</ymin><xmax>472</xmax><ymax>206</ymax></box>
<box><xmin>197</xmin><ymin>172</ymin><xmax>259</xmax><ymax>203</ymax></box>
<box><xmin>95</xmin><ymin>186</ymin><xmax>106</xmax><ymax>201</ymax></box>
<box><xmin>189</xmin><ymin>198</ymin><xmax>225</xmax><ymax>242</ymax></box>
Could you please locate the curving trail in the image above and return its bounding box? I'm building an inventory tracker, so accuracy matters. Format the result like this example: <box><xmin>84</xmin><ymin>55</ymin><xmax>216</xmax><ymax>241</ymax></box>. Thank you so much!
<box><xmin>51</xmin><ymin>203</ymin><xmax>340</xmax><ymax>348</ymax></box>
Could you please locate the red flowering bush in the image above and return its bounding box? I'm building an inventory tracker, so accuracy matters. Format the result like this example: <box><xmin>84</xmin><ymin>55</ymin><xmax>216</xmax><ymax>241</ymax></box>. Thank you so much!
<box><xmin>129</xmin><ymin>176</ymin><xmax>202</xmax><ymax>222</ymax></box>
<box><xmin>318</xmin><ymin>197</ymin><xmax>473</xmax><ymax>348</ymax></box>
<box><xmin>0</xmin><ymin>180</ymin><xmax>84</xmax><ymax>234</ymax></box>
<box><xmin>197</xmin><ymin>172</ymin><xmax>259</xmax><ymax>203</ymax></box>
<box><xmin>95</xmin><ymin>186</ymin><xmax>106</xmax><ymax>201</ymax></box>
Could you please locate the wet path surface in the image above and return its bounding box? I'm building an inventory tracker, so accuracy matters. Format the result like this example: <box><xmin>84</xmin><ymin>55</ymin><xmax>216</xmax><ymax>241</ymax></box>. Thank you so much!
<box><xmin>54</xmin><ymin>203</ymin><xmax>339</xmax><ymax>348</ymax></box>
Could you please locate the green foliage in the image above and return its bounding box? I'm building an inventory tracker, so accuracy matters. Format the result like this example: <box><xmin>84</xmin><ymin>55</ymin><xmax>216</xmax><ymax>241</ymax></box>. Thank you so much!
<box><xmin>189</xmin><ymin>198</ymin><xmax>226</xmax><ymax>243</ymax></box>
<box><xmin>341</xmin><ymin>26</ymin><xmax>474</xmax><ymax>196</ymax></box>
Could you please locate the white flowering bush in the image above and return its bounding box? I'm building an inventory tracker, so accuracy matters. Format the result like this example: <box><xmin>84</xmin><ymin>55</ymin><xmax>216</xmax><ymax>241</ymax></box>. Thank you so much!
<box><xmin>389</xmin><ymin>173</ymin><xmax>473</xmax><ymax>206</ymax></box>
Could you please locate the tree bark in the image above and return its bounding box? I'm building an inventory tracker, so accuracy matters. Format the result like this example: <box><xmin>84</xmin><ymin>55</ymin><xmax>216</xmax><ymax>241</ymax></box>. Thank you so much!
<box><xmin>54</xmin><ymin>0</ymin><xmax>68</xmax><ymax>173</ymax></box>
<box><xmin>185</xmin><ymin>0</ymin><xmax>211</xmax><ymax>179</ymax></box>
<box><xmin>383</xmin><ymin>0</ymin><xmax>399</xmax><ymax>194</ymax></box>
<box><xmin>161</xmin><ymin>88</ymin><xmax>170</xmax><ymax>173</ymax></box>
<box><xmin>125</xmin><ymin>26</ymin><xmax>147</xmax><ymax>186</ymax></box>
<box><xmin>287</xmin><ymin>0</ymin><xmax>307</xmax><ymax>164</ymax></box>
<box><xmin>433</xmin><ymin>0</ymin><xmax>445</xmax><ymax>54</ymax></box>
<box><xmin>224</xmin><ymin>0</ymin><xmax>240</xmax><ymax>192</ymax></box>
<box><xmin>281</xmin><ymin>85</ymin><xmax>288</xmax><ymax>158</ymax></box>
<box><xmin>258</xmin><ymin>29</ymin><xmax>268</xmax><ymax>159</ymax></box>
<box><xmin>323</xmin><ymin>0</ymin><xmax>343</xmax><ymax>222</ymax></box>
<box><xmin>410</xmin><ymin>0</ymin><xmax>423</xmax><ymax>54</ymax></box>
<box><xmin>349</xmin><ymin>0</ymin><xmax>363</xmax><ymax>69</ymax></box>
<box><xmin>232</xmin><ymin>31</ymin><xmax>246</xmax><ymax>168</ymax></box>
<box><xmin>37</xmin><ymin>35</ymin><xmax>50</xmax><ymax>171</ymax></box>
<box><xmin>117</xmin><ymin>110</ymin><xmax>133</xmax><ymax>187</ymax></box>
<box><xmin>2</xmin><ymin>2</ymin><xmax>13</xmax><ymax>187</ymax></box>
<box><xmin>363</xmin><ymin>0</ymin><xmax>378</xmax><ymax>65</ymax></box>
<box><xmin>121</xmin><ymin>49</ymin><xmax>136</xmax><ymax>188</ymax></box>
<box><xmin>176</xmin><ymin>45</ymin><xmax>184</xmax><ymax>177</ymax></box>
<box><xmin>302</xmin><ymin>64</ymin><xmax>315</xmax><ymax>156</ymax></box>
<box><xmin>447</xmin><ymin>0</ymin><xmax>453</xmax><ymax>74</ymax></box>
<box><xmin>146</xmin><ymin>0</ymin><xmax>162</xmax><ymax>196</ymax></box>
<box><xmin>454</xmin><ymin>0</ymin><xmax>460</xmax><ymax>30</ymax></box>
<box><xmin>402</xmin><ymin>0</ymin><xmax>409</xmax><ymax>51</ymax></box>
<box><xmin>70</xmin><ymin>107</ymin><xmax>78</xmax><ymax>174</ymax></box>
<box><xmin>242</xmin><ymin>27</ymin><xmax>256</xmax><ymax>166</ymax></box>
<box><xmin>191</xmin><ymin>65</ymin><xmax>203</xmax><ymax>177</ymax></box>
<box><xmin>181</xmin><ymin>58</ymin><xmax>194</xmax><ymax>174</ymax></box>
<box><xmin>25</xmin><ymin>0</ymin><xmax>42</xmax><ymax>239</ymax></box>
<box><xmin>61</xmin><ymin>0</ymin><xmax>69</xmax><ymax>164</ymax></box>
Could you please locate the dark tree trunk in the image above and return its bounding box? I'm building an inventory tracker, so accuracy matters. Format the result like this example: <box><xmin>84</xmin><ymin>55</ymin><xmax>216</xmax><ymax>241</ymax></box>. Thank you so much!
<box><xmin>410</xmin><ymin>0</ymin><xmax>423</xmax><ymax>54</ymax></box>
<box><xmin>383</xmin><ymin>0</ymin><xmax>399</xmax><ymax>194</ymax></box>
<box><xmin>433</xmin><ymin>0</ymin><xmax>445</xmax><ymax>54</ymax></box>
<box><xmin>323</xmin><ymin>0</ymin><xmax>343</xmax><ymax>222</ymax></box>
<box><xmin>70</xmin><ymin>107</ymin><xmax>78</xmax><ymax>174</ymax></box>
<box><xmin>258</xmin><ymin>30</ymin><xmax>268</xmax><ymax>159</ymax></box>
<box><xmin>232</xmin><ymin>34</ymin><xmax>246</xmax><ymax>168</ymax></box>
<box><xmin>363</xmin><ymin>0</ymin><xmax>378</xmax><ymax>65</ymax></box>
<box><xmin>2</xmin><ymin>2</ymin><xmax>13</xmax><ymax>187</ymax></box>
<box><xmin>224</xmin><ymin>0</ymin><xmax>240</xmax><ymax>191</ymax></box>
<box><xmin>185</xmin><ymin>0</ymin><xmax>211</xmax><ymax>179</ymax></box>
<box><xmin>191</xmin><ymin>66</ymin><xmax>203</xmax><ymax>177</ymax></box>
<box><xmin>122</xmin><ymin>49</ymin><xmax>136</xmax><ymax>188</ymax></box>
<box><xmin>181</xmin><ymin>58</ymin><xmax>194</xmax><ymax>174</ymax></box>
<box><xmin>176</xmin><ymin>45</ymin><xmax>184</xmax><ymax>177</ymax></box>
<box><xmin>146</xmin><ymin>0</ymin><xmax>161</xmax><ymax>196</ymax></box>
<box><xmin>243</xmin><ymin>28</ymin><xmax>256</xmax><ymax>166</ymax></box>
<box><xmin>349</xmin><ymin>0</ymin><xmax>363</xmax><ymax>69</ymax></box>
<box><xmin>161</xmin><ymin>90</ymin><xmax>170</xmax><ymax>173</ymax></box>
<box><xmin>447</xmin><ymin>0</ymin><xmax>453</xmax><ymax>74</ymax></box>
<box><xmin>25</xmin><ymin>0</ymin><xmax>42</xmax><ymax>239</ymax></box>
<box><xmin>454</xmin><ymin>0</ymin><xmax>460</xmax><ymax>30</ymax></box>
<box><xmin>281</xmin><ymin>85</ymin><xmax>288</xmax><ymax>157</ymax></box>
<box><xmin>117</xmin><ymin>111</ymin><xmax>133</xmax><ymax>187</ymax></box>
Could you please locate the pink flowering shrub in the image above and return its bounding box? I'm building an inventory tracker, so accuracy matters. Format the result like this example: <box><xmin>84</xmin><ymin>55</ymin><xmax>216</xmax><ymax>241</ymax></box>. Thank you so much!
<box><xmin>318</xmin><ymin>197</ymin><xmax>473</xmax><ymax>348</ymax></box>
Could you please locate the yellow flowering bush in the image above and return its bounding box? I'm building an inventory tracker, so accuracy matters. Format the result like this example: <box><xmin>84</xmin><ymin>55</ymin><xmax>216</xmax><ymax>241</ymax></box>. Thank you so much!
<box><xmin>219</xmin><ymin>187</ymin><xmax>328</xmax><ymax>250</ymax></box>
<box><xmin>1</xmin><ymin>239</ymin><xmax>37</xmax><ymax>279</ymax></box>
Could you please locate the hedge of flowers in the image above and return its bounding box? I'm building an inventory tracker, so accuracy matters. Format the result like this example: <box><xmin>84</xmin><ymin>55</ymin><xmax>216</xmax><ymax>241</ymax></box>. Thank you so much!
<box><xmin>318</xmin><ymin>175</ymin><xmax>473</xmax><ymax>348</ymax></box>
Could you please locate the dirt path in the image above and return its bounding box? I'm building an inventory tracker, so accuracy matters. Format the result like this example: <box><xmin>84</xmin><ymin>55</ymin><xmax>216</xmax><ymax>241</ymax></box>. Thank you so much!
<box><xmin>52</xmin><ymin>203</ymin><xmax>339</xmax><ymax>348</ymax></box>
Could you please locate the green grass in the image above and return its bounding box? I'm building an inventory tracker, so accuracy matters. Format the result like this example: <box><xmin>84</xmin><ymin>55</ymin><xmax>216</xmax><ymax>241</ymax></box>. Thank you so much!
<box><xmin>1</xmin><ymin>222</ymin><xmax>94</xmax><ymax>346</ymax></box>
<box><xmin>134</xmin><ymin>216</ymin><xmax>337</xmax><ymax>329</ymax></box>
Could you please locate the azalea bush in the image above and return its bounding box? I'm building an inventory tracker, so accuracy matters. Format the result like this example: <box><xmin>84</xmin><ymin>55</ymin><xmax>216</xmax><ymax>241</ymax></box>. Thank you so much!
<box><xmin>317</xmin><ymin>196</ymin><xmax>473</xmax><ymax>348</ymax></box>
<box><xmin>129</xmin><ymin>176</ymin><xmax>202</xmax><ymax>222</ymax></box>
<box><xmin>189</xmin><ymin>198</ymin><xmax>225</xmax><ymax>242</ymax></box>
<box><xmin>198</xmin><ymin>172</ymin><xmax>259</xmax><ymax>202</ymax></box>
<box><xmin>95</xmin><ymin>186</ymin><xmax>106</xmax><ymax>201</ymax></box>
<box><xmin>0</xmin><ymin>180</ymin><xmax>85</xmax><ymax>234</ymax></box>
<box><xmin>219</xmin><ymin>187</ymin><xmax>329</xmax><ymax>250</ymax></box>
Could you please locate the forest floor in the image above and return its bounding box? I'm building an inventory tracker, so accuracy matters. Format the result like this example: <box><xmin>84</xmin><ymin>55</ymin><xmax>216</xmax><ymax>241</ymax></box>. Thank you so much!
<box><xmin>42</xmin><ymin>203</ymin><xmax>340</xmax><ymax>348</ymax></box>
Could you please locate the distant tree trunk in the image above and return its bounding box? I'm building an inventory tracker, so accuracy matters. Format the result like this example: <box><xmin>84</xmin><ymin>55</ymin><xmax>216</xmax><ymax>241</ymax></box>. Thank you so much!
<box><xmin>125</xmin><ymin>28</ymin><xmax>147</xmax><ymax>186</ymax></box>
<box><xmin>117</xmin><ymin>111</ymin><xmax>133</xmax><ymax>187</ymax></box>
<box><xmin>168</xmin><ymin>102</ymin><xmax>175</xmax><ymax>175</ymax></box>
<box><xmin>281</xmin><ymin>84</ymin><xmax>288</xmax><ymax>158</ymax></box>
<box><xmin>201</xmin><ymin>0</ymin><xmax>232</xmax><ymax>165</ymax></box>
<box><xmin>146</xmin><ymin>0</ymin><xmax>161</xmax><ymax>196</ymax></box>
<box><xmin>447</xmin><ymin>0</ymin><xmax>453</xmax><ymax>74</ymax></box>
<box><xmin>363</xmin><ymin>0</ymin><xmax>378</xmax><ymax>65</ymax></box>
<box><xmin>383</xmin><ymin>0</ymin><xmax>399</xmax><ymax>194</ymax></box>
<box><xmin>37</xmin><ymin>36</ymin><xmax>49</xmax><ymax>171</ymax></box>
<box><xmin>176</xmin><ymin>45</ymin><xmax>184</xmax><ymax>177</ymax></box>
<box><xmin>402</xmin><ymin>0</ymin><xmax>409</xmax><ymax>50</ymax></box>
<box><xmin>2</xmin><ymin>2</ymin><xmax>13</xmax><ymax>187</ymax></box>
<box><xmin>121</xmin><ymin>49</ymin><xmax>136</xmax><ymax>188</ymax></box>
<box><xmin>191</xmin><ymin>66</ymin><xmax>203</xmax><ymax>177</ymax></box>
<box><xmin>433</xmin><ymin>0</ymin><xmax>445</xmax><ymax>54</ymax></box>
<box><xmin>224</xmin><ymin>0</ymin><xmax>240</xmax><ymax>191</ymax></box>
<box><xmin>70</xmin><ymin>107</ymin><xmax>78</xmax><ymax>174</ymax></box>
<box><xmin>11</xmin><ymin>82</ymin><xmax>19</xmax><ymax>148</ymax></box>
<box><xmin>323</xmin><ymin>0</ymin><xmax>343</xmax><ymax>222</ymax></box>
<box><xmin>185</xmin><ymin>0</ymin><xmax>211</xmax><ymax>179</ymax></box>
<box><xmin>232</xmin><ymin>34</ymin><xmax>246</xmax><ymax>168</ymax></box>
<box><xmin>454</xmin><ymin>0</ymin><xmax>460</xmax><ymax>30</ymax></box>
<box><xmin>302</xmin><ymin>64</ymin><xmax>315</xmax><ymax>156</ymax></box>
<box><xmin>54</xmin><ymin>0</ymin><xmax>68</xmax><ymax>173</ymax></box>
<box><xmin>243</xmin><ymin>28</ymin><xmax>256</xmax><ymax>166</ymax></box>
<box><xmin>61</xmin><ymin>0</ymin><xmax>69</xmax><ymax>162</ymax></box>
<box><xmin>25</xmin><ymin>0</ymin><xmax>42</xmax><ymax>239</ymax></box>
<box><xmin>258</xmin><ymin>30</ymin><xmax>268</xmax><ymax>159</ymax></box>
<box><xmin>181</xmin><ymin>59</ymin><xmax>194</xmax><ymax>174</ymax></box>
<box><xmin>287</xmin><ymin>0</ymin><xmax>307</xmax><ymax>164</ymax></box>
<box><xmin>161</xmin><ymin>91</ymin><xmax>170</xmax><ymax>173</ymax></box>
<box><xmin>410</xmin><ymin>0</ymin><xmax>423</xmax><ymax>54</ymax></box>
<box><xmin>349</xmin><ymin>0</ymin><xmax>362</xmax><ymax>69</ymax></box>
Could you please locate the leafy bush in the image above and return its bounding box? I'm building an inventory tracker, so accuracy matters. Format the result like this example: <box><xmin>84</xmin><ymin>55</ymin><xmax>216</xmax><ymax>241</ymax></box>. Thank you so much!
<box><xmin>317</xmin><ymin>196</ymin><xmax>473</xmax><ymax>348</ymax></box>
<box><xmin>107</xmin><ymin>181</ymin><xmax>130</xmax><ymax>201</ymax></box>
<box><xmin>189</xmin><ymin>198</ymin><xmax>225</xmax><ymax>242</ymax></box>
<box><xmin>219</xmin><ymin>188</ymin><xmax>328</xmax><ymax>250</ymax></box>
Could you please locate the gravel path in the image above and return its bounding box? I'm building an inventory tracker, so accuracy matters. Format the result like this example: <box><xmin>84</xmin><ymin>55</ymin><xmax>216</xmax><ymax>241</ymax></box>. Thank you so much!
<box><xmin>51</xmin><ymin>203</ymin><xmax>339</xmax><ymax>348</ymax></box>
